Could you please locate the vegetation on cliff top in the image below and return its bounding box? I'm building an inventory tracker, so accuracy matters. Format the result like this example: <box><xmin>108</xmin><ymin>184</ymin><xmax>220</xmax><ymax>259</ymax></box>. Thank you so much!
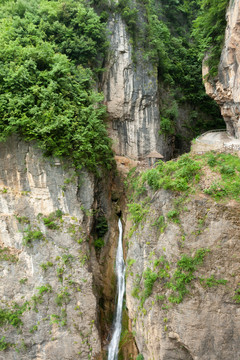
<box><xmin>0</xmin><ymin>0</ymin><xmax>229</xmax><ymax>164</ymax></box>
<box><xmin>0</xmin><ymin>0</ymin><xmax>113</xmax><ymax>173</ymax></box>
<box><xmin>128</xmin><ymin>152</ymin><xmax>240</xmax><ymax>203</ymax></box>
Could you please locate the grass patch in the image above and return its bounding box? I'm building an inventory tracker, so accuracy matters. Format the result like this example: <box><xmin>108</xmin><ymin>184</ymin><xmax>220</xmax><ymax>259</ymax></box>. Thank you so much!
<box><xmin>167</xmin><ymin>249</ymin><xmax>210</xmax><ymax>304</ymax></box>
<box><xmin>0</xmin><ymin>302</ymin><xmax>28</xmax><ymax>328</ymax></box>
<box><xmin>233</xmin><ymin>285</ymin><xmax>240</xmax><ymax>303</ymax></box>
<box><xmin>0</xmin><ymin>336</ymin><xmax>11</xmax><ymax>351</ymax></box>
<box><xmin>151</xmin><ymin>215</ymin><xmax>167</xmax><ymax>233</ymax></box>
<box><xmin>42</xmin><ymin>210</ymin><xmax>63</xmax><ymax>230</ymax></box>
<box><xmin>199</xmin><ymin>275</ymin><xmax>228</xmax><ymax>288</ymax></box>
<box><xmin>136</xmin><ymin>249</ymin><xmax>211</xmax><ymax>307</ymax></box>
<box><xmin>40</xmin><ymin>261</ymin><xmax>53</xmax><ymax>271</ymax></box>
<box><xmin>128</xmin><ymin>202</ymin><xmax>149</xmax><ymax>225</ymax></box>
<box><xmin>0</xmin><ymin>247</ymin><xmax>18</xmax><ymax>262</ymax></box>
<box><xmin>128</xmin><ymin>152</ymin><xmax>240</xmax><ymax>203</ymax></box>
<box><xmin>22</xmin><ymin>227</ymin><xmax>44</xmax><ymax>247</ymax></box>
<box><xmin>55</xmin><ymin>288</ymin><xmax>70</xmax><ymax>306</ymax></box>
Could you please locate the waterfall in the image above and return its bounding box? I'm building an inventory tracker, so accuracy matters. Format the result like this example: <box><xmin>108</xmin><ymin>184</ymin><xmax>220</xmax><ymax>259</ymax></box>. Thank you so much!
<box><xmin>108</xmin><ymin>218</ymin><xmax>126</xmax><ymax>360</ymax></box>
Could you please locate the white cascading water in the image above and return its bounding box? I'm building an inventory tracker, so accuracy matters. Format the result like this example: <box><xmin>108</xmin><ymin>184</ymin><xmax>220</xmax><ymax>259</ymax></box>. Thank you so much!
<box><xmin>108</xmin><ymin>218</ymin><xmax>126</xmax><ymax>360</ymax></box>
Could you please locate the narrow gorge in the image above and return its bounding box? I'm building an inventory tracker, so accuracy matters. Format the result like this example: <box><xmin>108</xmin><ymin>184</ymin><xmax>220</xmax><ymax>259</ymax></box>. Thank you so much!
<box><xmin>0</xmin><ymin>0</ymin><xmax>240</xmax><ymax>360</ymax></box>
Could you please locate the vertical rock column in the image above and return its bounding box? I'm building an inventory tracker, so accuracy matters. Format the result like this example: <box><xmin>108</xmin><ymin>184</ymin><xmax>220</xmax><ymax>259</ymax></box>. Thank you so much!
<box><xmin>103</xmin><ymin>14</ymin><xmax>163</xmax><ymax>159</ymax></box>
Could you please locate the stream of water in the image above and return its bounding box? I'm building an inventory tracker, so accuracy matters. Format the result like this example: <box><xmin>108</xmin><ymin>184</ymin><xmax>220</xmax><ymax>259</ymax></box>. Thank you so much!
<box><xmin>108</xmin><ymin>218</ymin><xmax>126</xmax><ymax>360</ymax></box>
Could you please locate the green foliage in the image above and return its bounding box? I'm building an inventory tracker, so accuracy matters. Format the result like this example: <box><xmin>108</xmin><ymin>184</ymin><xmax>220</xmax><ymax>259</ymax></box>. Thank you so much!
<box><xmin>0</xmin><ymin>336</ymin><xmax>11</xmax><ymax>351</ymax></box>
<box><xmin>159</xmin><ymin>100</ymin><xmax>178</xmax><ymax>137</ymax></box>
<box><xmin>141</xmin><ymin>268</ymin><xmax>158</xmax><ymax>305</ymax></box>
<box><xmin>51</xmin><ymin>308</ymin><xmax>67</xmax><ymax>327</ymax></box>
<box><xmin>43</xmin><ymin>218</ymin><xmax>58</xmax><ymax>230</ymax></box>
<box><xmin>167</xmin><ymin>249</ymin><xmax>210</xmax><ymax>303</ymax></box>
<box><xmin>129</xmin><ymin>152</ymin><xmax>240</xmax><ymax>203</ymax></box>
<box><xmin>55</xmin><ymin>288</ymin><xmax>70</xmax><ymax>306</ymax></box>
<box><xmin>62</xmin><ymin>254</ymin><xmax>74</xmax><ymax>265</ymax></box>
<box><xmin>42</xmin><ymin>210</ymin><xmax>63</xmax><ymax>230</ymax></box>
<box><xmin>199</xmin><ymin>275</ymin><xmax>228</xmax><ymax>287</ymax></box>
<box><xmin>95</xmin><ymin>215</ymin><xmax>108</xmax><ymax>237</ymax></box>
<box><xmin>202</xmin><ymin>153</ymin><xmax>240</xmax><ymax>200</ymax></box>
<box><xmin>40</xmin><ymin>261</ymin><xmax>53</xmax><ymax>271</ymax></box>
<box><xmin>55</xmin><ymin>210</ymin><xmax>63</xmax><ymax>218</ymax></box>
<box><xmin>37</xmin><ymin>283</ymin><xmax>52</xmax><ymax>295</ymax></box>
<box><xmin>141</xmin><ymin>153</ymin><xmax>201</xmax><ymax>192</ymax></box>
<box><xmin>128</xmin><ymin>202</ymin><xmax>149</xmax><ymax>225</ymax></box>
<box><xmin>31</xmin><ymin>294</ymin><xmax>43</xmax><ymax>311</ymax></box>
<box><xmin>56</xmin><ymin>266</ymin><xmax>64</xmax><ymax>281</ymax></box>
<box><xmin>233</xmin><ymin>285</ymin><xmax>240</xmax><ymax>304</ymax></box>
<box><xmin>29</xmin><ymin>324</ymin><xmax>38</xmax><ymax>333</ymax></box>
<box><xmin>193</xmin><ymin>0</ymin><xmax>229</xmax><ymax>77</ymax></box>
<box><xmin>15</xmin><ymin>216</ymin><xmax>30</xmax><ymax>224</ymax></box>
<box><xmin>139</xmin><ymin>255</ymin><xmax>170</xmax><ymax>306</ymax></box>
<box><xmin>31</xmin><ymin>284</ymin><xmax>52</xmax><ymax>311</ymax></box>
<box><xmin>159</xmin><ymin>117</ymin><xmax>175</xmax><ymax>137</ymax></box>
<box><xmin>94</xmin><ymin>237</ymin><xmax>105</xmax><ymax>250</ymax></box>
<box><xmin>167</xmin><ymin>210</ymin><xmax>180</xmax><ymax>223</ymax></box>
<box><xmin>0</xmin><ymin>247</ymin><xmax>18</xmax><ymax>262</ymax></box>
<box><xmin>152</xmin><ymin>215</ymin><xmax>167</xmax><ymax>233</ymax></box>
<box><xmin>136</xmin><ymin>249</ymin><xmax>210</xmax><ymax>307</ymax></box>
<box><xmin>0</xmin><ymin>0</ymin><xmax>113</xmax><ymax>173</ymax></box>
<box><xmin>136</xmin><ymin>355</ymin><xmax>144</xmax><ymax>360</ymax></box>
<box><xmin>0</xmin><ymin>302</ymin><xmax>28</xmax><ymax>328</ymax></box>
<box><xmin>207</xmin><ymin>153</ymin><xmax>218</xmax><ymax>167</ymax></box>
<box><xmin>50</xmin><ymin>309</ymin><xmax>67</xmax><ymax>327</ymax></box>
<box><xmin>22</xmin><ymin>227</ymin><xmax>44</xmax><ymax>246</ymax></box>
<box><xmin>19</xmin><ymin>278</ymin><xmax>27</xmax><ymax>284</ymax></box>
<box><xmin>117</xmin><ymin>0</ymin><xmax>138</xmax><ymax>40</ymax></box>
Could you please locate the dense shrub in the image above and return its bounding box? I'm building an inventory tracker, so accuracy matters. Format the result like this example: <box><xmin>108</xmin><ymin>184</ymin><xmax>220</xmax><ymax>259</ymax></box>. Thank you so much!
<box><xmin>0</xmin><ymin>0</ymin><xmax>113</xmax><ymax>172</ymax></box>
<box><xmin>193</xmin><ymin>0</ymin><xmax>229</xmax><ymax>77</ymax></box>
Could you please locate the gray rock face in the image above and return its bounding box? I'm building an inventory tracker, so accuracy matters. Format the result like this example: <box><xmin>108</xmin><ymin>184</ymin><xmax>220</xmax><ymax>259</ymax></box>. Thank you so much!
<box><xmin>103</xmin><ymin>14</ymin><xmax>166</xmax><ymax>159</ymax></box>
<box><xmin>203</xmin><ymin>0</ymin><xmax>240</xmax><ymax>137</ymax></box>
<box><xmin>125</xmin><ymin>189</ymin><xmax>240</xmax><ymax>360</ymax></box>
<box><xmin>0</xmin><ymin>137</ymin><xmax>101</xmax><ymax>359</ymax></box>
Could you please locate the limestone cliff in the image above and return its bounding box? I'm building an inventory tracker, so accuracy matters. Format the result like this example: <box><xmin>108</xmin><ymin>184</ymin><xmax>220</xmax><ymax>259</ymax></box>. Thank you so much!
<box><xmin>103</xmin><ymin>9</ymin><xmax>220</xmax><ymax>161</ymax></box>
<box><xmin>0</xmin><ymin>137</ymin><xmax>119</xmax><ymax>360</ymax></box>
<box><xmin>125</xmin><ymin>186</ymin><xmax>240</xmax><ymax>360</ymax></box>
<box><xmin>203</xmin><ymin>0</ymin><xmax>240</xmax><ymax>137</ymax></box>
<box><xmin>102</xmin><ymin>14</ymin><xmax>173</xmax><ymax>161</ymax></box>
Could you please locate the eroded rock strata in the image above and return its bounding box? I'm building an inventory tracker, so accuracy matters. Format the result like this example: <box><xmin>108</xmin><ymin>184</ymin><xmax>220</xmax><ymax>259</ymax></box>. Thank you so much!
<box><xmin>125</xmin><ymin>188</ymin><xmax>240</xmax><ymax>360</ymax></box>
<box><xmin>204</xmin><ymin>0</ymin><xmax>240</xmax><ymax>137</ymax></box>
<box><xmin>102</xmin><ymin>14</ymin><xmax>169</xmax><ymax>160</ymax></box>
<box><xmin>0</xmin><ymin>137</ymin><xmax>119</xmax><ymax>360</ymax></box>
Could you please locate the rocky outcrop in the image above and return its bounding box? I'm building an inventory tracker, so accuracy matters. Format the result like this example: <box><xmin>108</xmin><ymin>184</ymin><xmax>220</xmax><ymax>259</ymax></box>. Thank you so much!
<box><xmin>203</xmin><ymin>0</ymin><xmax>240</xmax><ymax>137</ymax></box>
<box><xmin>0</xmin><ymin>137</ymin><xmax>106</xmax><ymax>359</ymax></box>
<box><xmin>103</xmin><ymin>14</ymin><xmax>170</xmax><ymax>160</ymax></box>
<box><xmin>125</xmin><ymin>189</ymin><xmax>240</xmax><ymax>360</ymax></box>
